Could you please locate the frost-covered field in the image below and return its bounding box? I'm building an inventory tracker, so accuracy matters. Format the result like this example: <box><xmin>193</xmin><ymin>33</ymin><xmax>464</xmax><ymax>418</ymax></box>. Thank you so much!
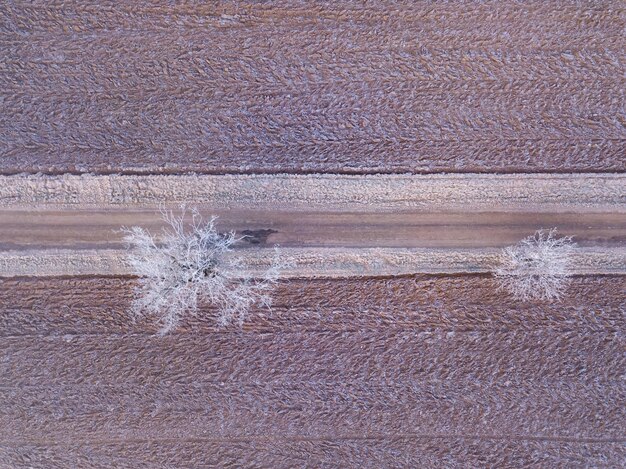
<box><xmin>1</xmin><ymin>1</ymin><xmax>625</xmax><ymax>467</ymax></box>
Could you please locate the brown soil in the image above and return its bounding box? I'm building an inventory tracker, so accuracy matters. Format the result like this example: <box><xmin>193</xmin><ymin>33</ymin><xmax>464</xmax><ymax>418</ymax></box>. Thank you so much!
<box><xmin>1</xmin><ymin>276</ymin><xmax>624</xmax><ymax>466</ymax></box>
<box><xmin>2</xmin><ymin>2</ymin><xmax>624</xmax><ymax>174</ymax></box>
<box><xmin>2</xmin><ymin>210</ymin><xmax>624</xmax><ymax>251</ymax></box>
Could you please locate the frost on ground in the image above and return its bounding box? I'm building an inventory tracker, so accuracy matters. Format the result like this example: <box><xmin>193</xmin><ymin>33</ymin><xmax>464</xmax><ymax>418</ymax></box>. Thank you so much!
<box><xmin>123</xmin><ymin>208</ymin><xmax>282</xmax><ymax>334</ymax></box>
<box><xmin>495</xmin><ymin>228</ymin><xmax>576</xmax><ymax>302</ymax></box>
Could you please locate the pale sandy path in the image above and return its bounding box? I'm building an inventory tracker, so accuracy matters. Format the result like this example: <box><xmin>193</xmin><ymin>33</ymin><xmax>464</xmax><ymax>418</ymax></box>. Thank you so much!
<box><xmin>1</xmin><ymin>247</ymin><xmax>625</xmax><ymax>278</ymax></box>
<box><xmin>0</xmin><ymin>173</ymin><xmax>624</xmax><ymax>212</ymax></box>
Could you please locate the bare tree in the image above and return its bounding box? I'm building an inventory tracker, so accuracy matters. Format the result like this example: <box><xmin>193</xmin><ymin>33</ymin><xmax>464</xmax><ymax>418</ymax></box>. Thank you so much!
<box><xmin>495</xmin><ymin>228</ymin><xmax>575</xmax><ymax>302</ymax></box>
<box><xmin>123</xmin><ymin>208</ymin><xmax>282</xmax><ymax>334</ymax></box>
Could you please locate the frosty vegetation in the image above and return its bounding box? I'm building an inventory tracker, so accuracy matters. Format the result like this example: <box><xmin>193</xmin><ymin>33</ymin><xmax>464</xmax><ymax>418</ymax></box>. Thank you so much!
<box><xmin>123</xmin><ymin>208</ymin><xmax>282</xmax><ymax>334</ymax></box>
<box><xmin>495</xmin><ymin>228</ymin><xmax>576</xmax><ymax>302</ymax></box>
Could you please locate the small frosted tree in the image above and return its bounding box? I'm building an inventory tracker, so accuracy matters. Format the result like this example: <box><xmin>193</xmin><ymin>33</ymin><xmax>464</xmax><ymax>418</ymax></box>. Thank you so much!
<box><xmin>123</xmin><ymin>208</ymin><xmax>282</xmax><ymax>334</ymax></box>
<box><xmin>495</xmin><ymin>228</ymin><xmax>575</xmax><ymax>302</ymax></box>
